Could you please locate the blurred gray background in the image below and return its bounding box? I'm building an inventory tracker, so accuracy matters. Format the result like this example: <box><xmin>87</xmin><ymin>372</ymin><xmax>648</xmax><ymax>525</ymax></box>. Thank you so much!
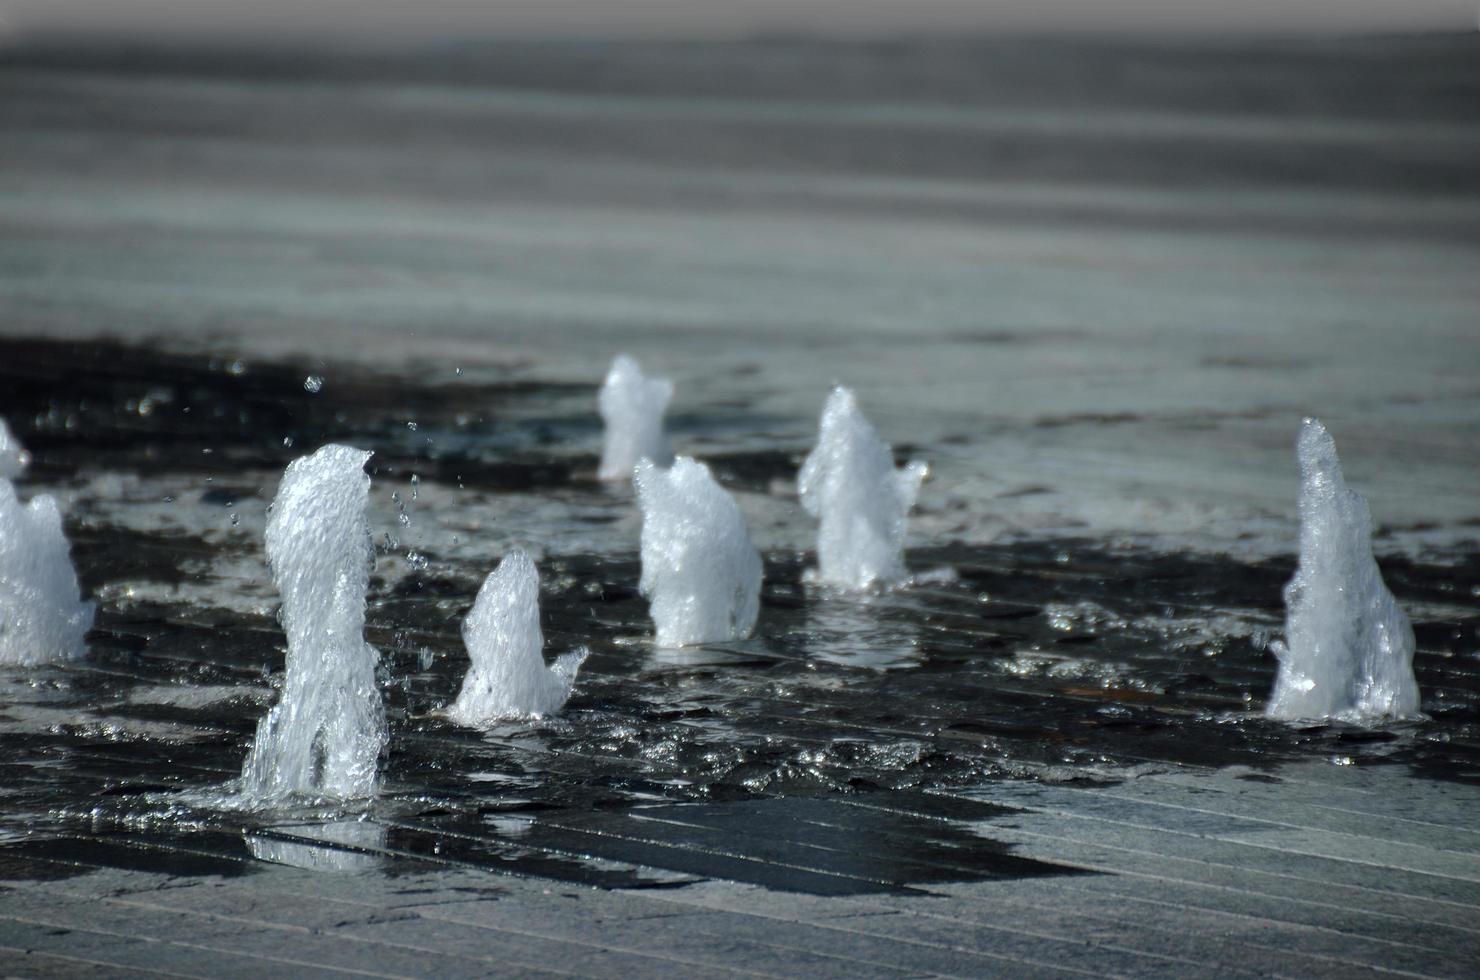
<box><xmin>1</xmin><ymin>11</ymin><xmax>1477</xmax><ymax>552</ymax></box>
<box><xmin>3</xmin><ymin>0</ymin><xmax>1476</xmax><ymax>41</ymax></box>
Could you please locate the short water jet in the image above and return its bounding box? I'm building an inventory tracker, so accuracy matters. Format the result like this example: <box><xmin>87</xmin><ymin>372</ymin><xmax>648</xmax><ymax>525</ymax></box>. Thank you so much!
<box><xmin>798</xmin><ymin>386</ymin><xmax>927</xmax><ymax>590</ymax></box>
<box><xmin>448</xmin><ymin>548</ymin><xmax>587</xmax><ymax>724</ymax></box>
<box><xmin>239</xmin><ymin>444</ymin><xmax>387</xmax><ymax>804</ymax></box>
<box><xmin>635</xmin><ymin>456</ymin><xmax>762</xmax><ymax>647</ymax></box>
<box><xmin>1266</xmin><ymin>418</ymin><xmax>1421</xmax><ymax>723</ymax></box>
<box><xmin>0</xmin><ymin>421</ymin><xmax>92</xmax><ymax>666</ymax></box>
<box><xmin>597</xmin><ymin>354</ymin><xmax>673</xmax><ymax>481</ymax></box>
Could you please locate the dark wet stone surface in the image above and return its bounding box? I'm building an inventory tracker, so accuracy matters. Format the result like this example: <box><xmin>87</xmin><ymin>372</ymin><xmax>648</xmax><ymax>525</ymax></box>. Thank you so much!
<box><xmin>2</xmin><ymin>337</ymin><xmax>1478</xmax><ymax>893</ymax></box>
<box><xmin>0</xmin><ymin>335</ymin><xmax>597</xmax><ymax>490</ymax></box>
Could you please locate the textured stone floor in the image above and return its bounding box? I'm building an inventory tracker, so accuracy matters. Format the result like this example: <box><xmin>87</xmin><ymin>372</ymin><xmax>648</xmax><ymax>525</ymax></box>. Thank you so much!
<box><xmin>3</xmin><ymin>761</ymin><xmax>1478</xmax><ymax>978</ymax></box>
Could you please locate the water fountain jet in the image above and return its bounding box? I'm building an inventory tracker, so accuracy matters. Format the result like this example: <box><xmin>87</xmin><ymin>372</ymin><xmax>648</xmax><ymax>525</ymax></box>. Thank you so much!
<box><xmin>598</xmin><ymin>355</ymin><xmax>673</xmax><ymax>481</ymax></box>
<box><xmin>635</xmin><ymin>456</ymin><xmax>762</xmax><ymax>647</ymax></box>
<box><xmin>0</xmin><ymin>421</ymin><xmax>92</xmax><ymax>666</ymax></box>
<box><xmin>1266</xmin><ymin>418</ymin><xmax>1421</xmax><ymax>722</ymax></box>
<box><xmin>448</xmin><ymin>548</ymin><xmax>587</xmax><ymax>724</ymax></box>
<box><xmin>239</xmin><ymin>444</ymin><xmax>386</xmax><ymax>803</ymax></box>
<box><xmin>798</xmin><ymin>386</ymin><xmax>927</xmax><ymax>590</ymax></box>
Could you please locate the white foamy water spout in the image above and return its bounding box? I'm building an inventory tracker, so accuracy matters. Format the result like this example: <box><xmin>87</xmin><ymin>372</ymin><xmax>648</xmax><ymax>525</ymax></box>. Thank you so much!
<box><xmin>598</xmin><ymin>354</ymin><xmax>673</xmax><ymax>481</ymax></box>
<box><xmin>798</xmin><ymin>386</ymin><xmax>927</xmax><ymax>589</ymax></box>
<box><xmin>239</xmin><ymin>444</ymin><xmax>386</xmax><ymax>803</ymax></box>
<box><xmin>0</xmin><ymin>424</ymin><xmax>93</xmax><ymax>665</ymax></box>
<box><xmin>635</xmin><ymin>456</ymin><xmax>762</xmax><ymax>646</ymax></box>
<box><xmin>1266</xmin><ymin>418</ymin><xmax>1421</xmax><ymax>722</ymax></box>
<box><xmin>448</xmin><ymin>548</ymin><xmax>587</xmax><ymax>724</ymax></box>
<box><xmin>0</xmin><ymin>419</ymin><xmax>30</xmax><ymax>479</ymax></box>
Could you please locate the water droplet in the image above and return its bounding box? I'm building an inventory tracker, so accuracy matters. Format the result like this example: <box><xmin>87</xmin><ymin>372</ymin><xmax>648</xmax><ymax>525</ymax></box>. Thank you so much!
<box><xmin>230</xmin><ymin>512</ymin><xmax>240</xmax><ymax>526</ymax></box>
<box><xmin>226</xmin><ymin>359</ymin><xmax>246</xmax><ymax>376</ymax></box>
<box><xmin>406</xmin><ymin>421</ymin><xmax>419</xmax><ymax>431</ymax></box>
<box><xmin>282</xmin><ymin>435</ymin><xmax>295</xmax><ymax>447</ymax></box>
<box><xmin>398</xmin><ymin>513</ymin><xmax>411</xmax><ymax>527</ymax></box>
<box><xmin>410</xmin><ymin>474</ymin><xmax>420</xmax><ymax>500</ymax></box>
<box><xmin>304</xmin><ymin>375</ymin><xmax>324</xmax><ymax>393</ymax></box>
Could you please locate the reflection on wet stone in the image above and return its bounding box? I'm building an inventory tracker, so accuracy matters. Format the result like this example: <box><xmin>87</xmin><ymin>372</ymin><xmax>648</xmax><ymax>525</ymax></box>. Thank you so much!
<box><xmin>806</xmin><ymin>594</ymin><xmax>923</xmax><ymax>671</ymax></box>
<box><xmin>248</xmin><ymin>821</ymin><xmax>389</xmax><ymax>872</ymax></box>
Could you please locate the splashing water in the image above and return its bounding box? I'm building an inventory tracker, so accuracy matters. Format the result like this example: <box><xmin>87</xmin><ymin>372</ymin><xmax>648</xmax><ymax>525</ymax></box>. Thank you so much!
<box><xmin>635</xmin><ymin>456</ymin><xmax>762</xmax><ymax>647</ymax></box>
<box><xmin>1266</xmin><ymin>419</ymin><xmax>1421</xmax><ymax>723</ymax></box>
<box><xmin>0</xmin><ymin>458</ymin><xmax>93</xmax><ymax>666</ymax></box>
<box><xmin>597</xmin><ymin>354</ymin><xmax>673</xmax><ymax>481</ymax></box>
<box><xmin>239</xmin><ymin>444</ymin><xmax>387</xmax><ymax>804</ymax></box>
<box><xmin>798</xmin><ymin>386</ymin><xmax>927</xmax><ymax>590</ymax></box>
<box><xmin>448</xmin><ymin>548</ymin><xmax>587</xmax><ymax>724</ymax></box>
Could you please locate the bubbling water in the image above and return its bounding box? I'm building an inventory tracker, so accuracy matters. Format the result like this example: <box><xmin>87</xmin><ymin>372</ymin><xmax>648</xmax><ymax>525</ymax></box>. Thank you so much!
<box><xmin>597</xmin><ymin>355</ymin><xmax>673</xmax><ymax>481</ymax></box>
<box><xmin>448</xmin><ymin>548</ymin><xmax>587</xmax><ymax>724</ymax></box>
<box><xmin>238</xmin><ymin>444</ymin><xmax>387</xmax><ymax>804</ymax></box>
<box><xmin>635</xmin><ymin>456</ymin><xmax>762</xmax><ymax>647</ymax></box>
<box><xmin>1266</xmin><ymin>418</ymin><xmax>1421</xmax><ymax>723</ymax></box>
<box><xmin>798</xmin><ymin>386</ymin><xmax>927</xmax><ymax>590</ymax></box>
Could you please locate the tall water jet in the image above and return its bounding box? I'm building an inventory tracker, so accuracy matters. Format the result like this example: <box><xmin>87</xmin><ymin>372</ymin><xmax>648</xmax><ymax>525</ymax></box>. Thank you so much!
<box><xmin>798</xmin><ymin>386</ymin><xmax>927</xmax><ymax>590</ymax></box>
<box><xmin>448</xmin><ymin>548</ymin><xmax>587</xmax><ymax>724</ymax></box>
<box><xmin>635</xmin><ymin>456</ymin><xmax>762</xmax><ymax>647</ymax></box>
<box><xmin>0</xmin><ymin>430</ymin><xmax>93</xmax><ymax>665</ymax></box>
<box><xmin>598</xmin><ymin>354</ymin><xmax>674</xmax><ymax>481</ymax></box>
<box><xmin>239</xmin><ymin>444</ymin><xmax>387</xmax><ymax>803</ymax></box>
<box><xmin>1266</xmin><ymin>418</ymin><xmax>1421</xmax><ymax>723</ymax></box>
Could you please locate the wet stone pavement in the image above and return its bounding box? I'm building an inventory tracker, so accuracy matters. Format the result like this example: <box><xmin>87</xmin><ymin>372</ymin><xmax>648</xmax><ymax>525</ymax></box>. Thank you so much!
<box><xmin>2</xmin><ymin>337</ymin><xmax>1480</xmax><ymax>977</ymax></box>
